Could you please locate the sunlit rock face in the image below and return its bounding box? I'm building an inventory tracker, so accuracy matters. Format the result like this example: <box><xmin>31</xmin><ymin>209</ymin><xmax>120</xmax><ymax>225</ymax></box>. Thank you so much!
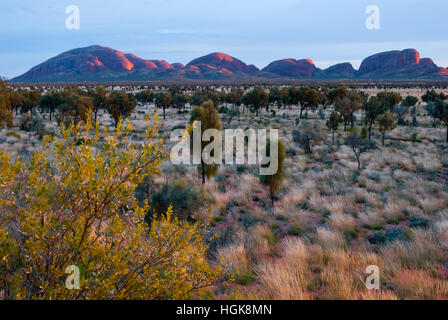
<box><xmin>16</xmin><ymin>45</ymin><xmax>136</xmax><ymax>80</ymax></box>
<box><xmin>262</xmin><ymin>58</ymin><xmax>316</xmax><ymax>78</ymax></box>
<box><xmin>356</xmin><ymin>49</ymin><xmax>444</xmax><ymax>78</ymax></box>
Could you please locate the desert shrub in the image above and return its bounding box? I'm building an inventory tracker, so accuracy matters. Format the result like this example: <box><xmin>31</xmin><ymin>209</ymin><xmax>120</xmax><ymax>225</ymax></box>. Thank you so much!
<box><xmin>20</xmin><ymin>114</ymin><xmax>45</xmax><ymax>137</ymax></box>
<box><xmin>218</xmin><ymin>106</ymin><xmax>229</xmax><ymax>114</ymax></box>
<box><xmin>318</xmin><ymin>108</ymin><xmax>325</xmax><ymax>120</ymax></box>
<box><xmin>240</xmin><ymin>213</ymin><xmax>261</xmax><ymax>228</ymax></box>
<box><xmin>148</xmin><ymin>179</ymin><xmax>210</xmax><ymax>222</ymax></box>
<box><xmin>367</xmin><ymin>227</ymin><xmax>408</xmax><ymax>245</ymax></box>
<box><xmin>408</xmin><ymin>217</ymin><xmax>430</xmax><ymax>229</ymax></box>
<box><xmin>292</xmin><ymin>121</ymin><xmax>325</xmax><ymax>154</ymax></box>
<box><xmin>19</xmin><ymin>113</ymin><xmax>32</xmax><ymax>130</ymax></box>
<box><xmin>288</xmin><ymin>225</ymin><xmax>306</xmax><ymax>236</ymax></box>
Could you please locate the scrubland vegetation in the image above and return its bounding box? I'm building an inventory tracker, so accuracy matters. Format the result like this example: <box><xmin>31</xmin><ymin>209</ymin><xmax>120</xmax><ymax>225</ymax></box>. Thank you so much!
<box><xmin>1</xmin><ymin>79</ymin><xmax>448</xmax><ymax>299</ymax></box>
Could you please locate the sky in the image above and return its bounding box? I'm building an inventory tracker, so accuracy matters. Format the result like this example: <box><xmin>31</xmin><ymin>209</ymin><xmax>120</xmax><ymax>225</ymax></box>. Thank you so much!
<box><xmin>1</xmin><ymin>0</ymin><xmax>448</xmax><ymax>79</ymax></box>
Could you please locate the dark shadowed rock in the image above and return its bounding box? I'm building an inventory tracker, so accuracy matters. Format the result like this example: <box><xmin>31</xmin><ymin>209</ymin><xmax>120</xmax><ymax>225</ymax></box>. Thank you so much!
<box><xmin>262</xmin><ymin>58</ymin><xmax>316</xmax><ymax>78</ymax></box>
<box><xmin>171</xmin><ymin>63</ymin><xmax>185</xmax><ymax>69</ymax></box>
<box><xmin>318</xmin><ymin>62</ymin><xmax>356</xmax><ymax>78</ymax></box>
<box><xmin>186</xmin><ymin>52</ymin><xmax>259</xmax><ymax>74</ymax></box>
<box><xmin>418</xmin><ymin>58</ymin><xmax>440</xmax><ymax>73</ymax></box>
<box><xmin>359</xmin><ymin>49</ymin><xmax>420</xmax><ymax>75</ymax></box>
<box><xmin>178</xmin><ymin>63</ymin><xmax>235</xmax><ymax>79</ymax></box>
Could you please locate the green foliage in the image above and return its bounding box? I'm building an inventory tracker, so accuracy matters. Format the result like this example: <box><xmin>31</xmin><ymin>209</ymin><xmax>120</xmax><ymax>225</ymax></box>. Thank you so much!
<box><xmin>402</xmin><ymin>95</ymin><xmax>419</xmax><ymax>107</ymax></box>
<box><xmin>292</xmin><ymin>121</ymin><xmax>325</xmax><ymax>154</ymax></box>
<box><xmin>377</xmin><ymin>91</ymin><xmax>402</xmax><ymax>110</ymax></box>
<box><xmin>259</xmin><ymin>140</ymin><xmax>285</xmax><ymax>206</ymax></box>
<box><xmin>242</xmin><ymin>86</ymin><xmax>268</xmax><ymax>116</ymax></box>
<box><xmin>361</xmin><ymin>126</ymin><xmax>368</xmax><ymax>140</ymax></box>
<box><xmin>148</xmin><ymin>179</ymin><xmax>210</xmax><ymax>222</ymax></box>
<box><xmin>344</xmin><ymin>128</ymin><xmax>376</xmax><ymax>171</ymax></box>
<box><xmin>433</xmin><ymin>100</ymin><xmax>448</xmax><ymax>142</ymax></box>
<box><xmin>89</xmin><ymin>86</ymin><xmax>108</xmax><ymax>123</ymax></box>
<box><xmin>327</xmin><ymin>111</ymin><xmax>341</xmax><ymax>145</ymax></box>
<box><xmin>135</xmin><ymin>89</ymin><xmax>154</xmax><ymax>106</ymax></box>
<box><xmin>20</xmin><ymin>114</ymin><xmax>45</xmax><ymax>138</ymax></box>
<box><xmin>57</xmin><ymin>90</ymin><xmax>93</xmax><ymax>126</ymax></box>
<box><xmin>17</xmin><ymin>88</ymin><xmax>41</xmax><ymax>114</ymax></box>
<box><xmin>218</xmin><ymin>105</ymin><xmax>229</xmax><ymax>114</ymax></box>
<box><xmin>421</xmin><ymin>90</ymin><xmax>446</xmax><ymax>103</ymax></box>
<box><xmin>188</xmin><ymin>100</ymin><xmax>222</xmax><ymax>185</ymax></box>
<box><xmin>335</xmin><ymin>90</ymin><xmax>363</xmax><ymax>129</ymax></box>
<box><xmin>377</xmin><ymin>110</ymin><xmax>397</xmax><ymax>146</ymax></box>
<box><xmin>106</xmin><ymin>91</ymin><xmax>136</xmax><ymax>127</ymax></box>
<box><xmin>155</xmin><ymin>92</ymin><xmax>171</xmax><ymax>120</ymax></box>
<box><xmin>0</xmin><ymin>80</ymin><xmax>14</xmax><ymax>129</ymax></box>
<box><xmin>367</xmin><ymin>227</ymin><xmax>408</xmax><ymax>245</ymax></box>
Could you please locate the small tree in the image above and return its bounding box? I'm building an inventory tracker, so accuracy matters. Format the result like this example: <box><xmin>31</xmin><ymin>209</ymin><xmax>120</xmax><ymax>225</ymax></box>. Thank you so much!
<box><xmin>17</xmin><ymin>89</ymin><xmax>41</xmax><ymax>115</ymax></box>
<box><xmin>155</xmin><ymin>92</ymin><xmax>171</xmax><ymax>120</ymax></box>
<box><xmin>377</xmin><ymin>91</ymin><xmax>402</xmax><ymax>111</ymax></box>
<box><xmin>361</xmin><ymin>126</ymin><xmax>368</xmax><ymax>140</ymax></box>
<box><xmin>364</xmin><ymin>96</ymin><xmax>385</xmax><ymax>140</ymax></box>
<box><xmin>393</xmin><ymin>104</ymin><xmax>409</xmax><ymax>125</ymax></box>
<box><xmin>106</xmin><ymin>91</ymin><xmax>136</xmax><ymax>127</ymax></box>
<box><xmin>260</xmin><ymin>139</ymin><xmax>285</xmax><ymax>207</ymax></box>
<box><xmin>292</xmin><ymin>121</ymin><xmax>325</xmax><ymax>154</ymax></box>
<box><xmin>377</xmin><ymin>110</ymin><xmax>397</xmax><ymax>146</ymax></box>
<box><xmin>40</xmin><ymin>90</ymin><xmax>64</xmax><ymax>121</ymax></box>
<box><xmin>0</xmin><ymin>80</ymin><xmax>13</xmax><ymax>129</ymax></box>
<box><xmin>326</xmin><ymin>111</ymin><xmax>341</xmax><ymax>145</ymax></box>
<box><xmin>190</xmin><ymin>100</ymin><xmax>222</xmax><ymax>185</ymax></box>
<box><xmin>58</xmin><ymin>91</ymin><xmax>92</xmax><ymax>127</ymax></box>
<box><xmin>345</xmin><ymin>129</ymin><xmax>376</xmax><ymax>171</ymax></box>
<box><xmin>298</xmin><ymin>86</ymin><xmax>321</xmax><ymax>119</ymax></box>
<box><xmin>227</xmin><ymin>108</ymin><xmax>240</xmax><ymax>125</ymax></box>
<box><xmin>422</xmin><ymin>90</ymin><xmax>446</xmax><ymax>103</ymax></box>
<box><xmin>268</xmin><ymin>87</ymin><xmax>283</xmax><ymax>110</ymax></box>
<box><xmin>402</xmin><ymin>95</ymin><xmax>419</xmax><ymax>107</ymax></box>
<box><xmin>135</xmin><ymin>89</ymin><xmax>155</xmax><ymax>108</ymax></box>
<box><xmin>242</xmin><ymin>86</ymin><xmax>268</xmax><ymax>116</ymax></box>
<box><xmin>335</xmin><ymin>90</ymin><xmax>363</xmax><ymax>130</ymax></box>
<box><xmin>434</xmin><ymin>100</ymin><xmax>448</xmax><ymax>143</ymax></box>
<box><xmin>90</xmin><ymin>86</ymin><xmax>108</xmax><ymax>124</ymax></box>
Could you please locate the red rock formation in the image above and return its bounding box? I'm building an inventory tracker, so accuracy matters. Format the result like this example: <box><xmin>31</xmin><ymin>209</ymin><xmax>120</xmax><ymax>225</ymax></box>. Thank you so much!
<box><xmin>12</xmin><ymin>45</ymin><xmax>448</xmax><ymax>82</ymax></box>
<box><xmin>262</xmin><ymin>58</ymin><xmax>316</xmax><ymax>78</ymax></box>
<box><xmin>186</xmin><ymin>52</ymin><xmax>259</xmax><ymax>74</ymax></box>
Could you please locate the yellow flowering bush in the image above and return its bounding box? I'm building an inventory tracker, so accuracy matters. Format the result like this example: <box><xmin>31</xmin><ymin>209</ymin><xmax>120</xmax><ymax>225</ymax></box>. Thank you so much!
<box><xmin>0</xmin><ymin>113</ymin><xmax>221</xmax><ymax>299</ymax></box>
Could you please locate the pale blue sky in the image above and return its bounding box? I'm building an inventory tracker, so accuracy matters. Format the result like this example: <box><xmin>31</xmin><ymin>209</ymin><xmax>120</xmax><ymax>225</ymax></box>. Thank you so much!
<box><xmin>1</xmin><ymin>0</ymin><xmax>447</xmax><ymax>78</ymax></box>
